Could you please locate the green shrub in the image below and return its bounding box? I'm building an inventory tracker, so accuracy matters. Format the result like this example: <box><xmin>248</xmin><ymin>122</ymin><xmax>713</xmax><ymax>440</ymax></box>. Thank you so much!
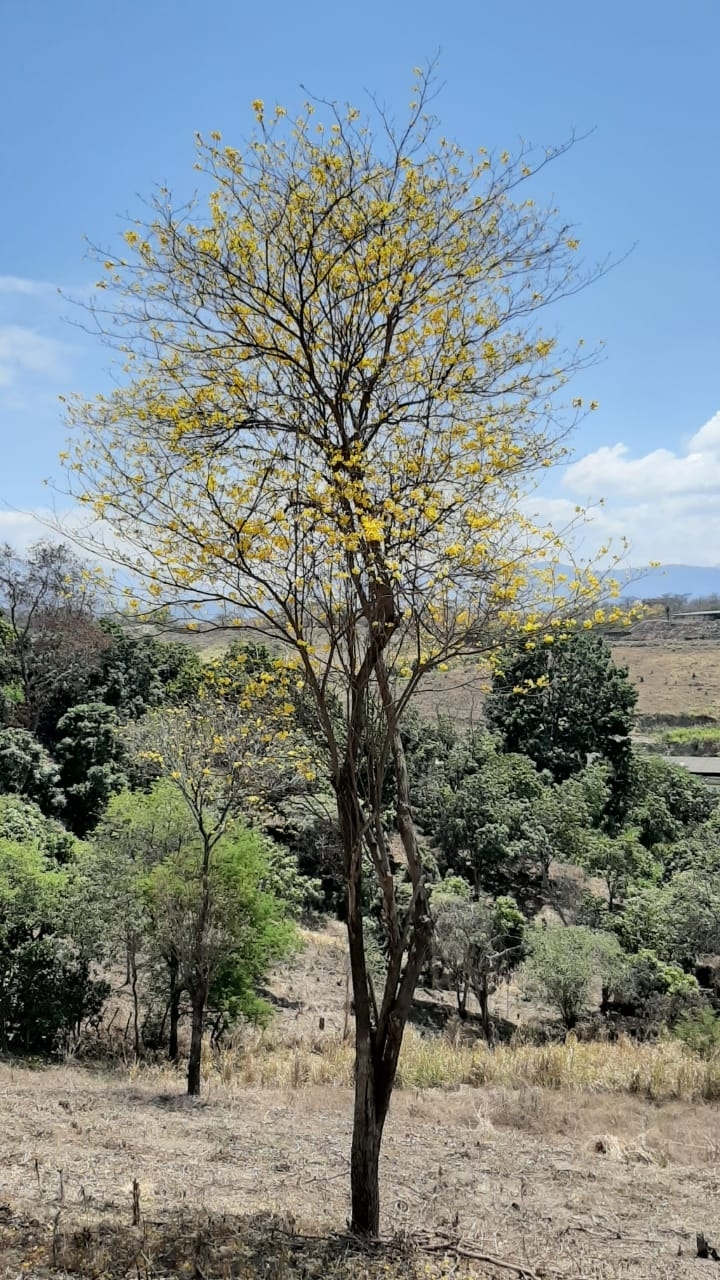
<box><xmin>674</xmin><ymin>1006</ymin><xmax>720</xmax><ymax>1059</ymax></box>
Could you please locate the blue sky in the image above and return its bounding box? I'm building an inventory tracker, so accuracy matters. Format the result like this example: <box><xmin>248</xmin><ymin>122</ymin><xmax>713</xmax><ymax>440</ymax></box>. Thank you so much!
<box><xmin>1</xmin><ymin>0</ymin><xmax>719</xmax><ymax>565</ymax></box>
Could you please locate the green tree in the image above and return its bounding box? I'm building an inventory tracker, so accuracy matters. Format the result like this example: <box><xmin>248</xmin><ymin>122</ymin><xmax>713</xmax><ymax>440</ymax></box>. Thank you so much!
<box><xmin>54</xmin><ymin>702</ymin><xmax>127</xmax><ymax>836</ymax></box>
<box><xmin>77</xmin><ymin>783</ymin><xmax>195</xmax><ymax>1058</ymax></box>
<box><xmin>607</xmin><ymin>949</ymin><xmax>700</xmax><ymax>1031</ymax></box>
<box><xmin>0</xmin><ymin>794</ymin><xmax>75</xmax><ymax>864</ymax></box>
<box><xmin>486</xmin><ymin>632</ymin><xmax>637</xmax><ymax>784</ymax></box>
<box><xmin>522</xmin><ymin>924</ymin><xmax>622</xmax><ymax>1030</ymax></box>
<box><xmin>127</xmin><ymin>689</ymin><xmax>309</xmax><ymax>1092</ymax></box>
<box><xmin>578</xmin><ymin>828</ymin><xmax>657</xmax><ymax>911</ymax></box>
<box><xmin>625</xmin><ymin>754</ymin><xmax>716</xmax><ymax>850</ymax></box>
<box><xmin>0</xmin><ymin>727</ymin><xmax>64</xmax><ymax>816</ymax></box>
<box><xmin>147</xmin><ymin>826</ymin><xmax>298</xmax><ymax>1050</ymax></box>
<box><xmin>90</xmin><ymin>619</ymin><xmax>202</xmax><ymax>716</ymax></box>
<box><xmin>63</xmin><ymin>74</ymin><xmax>622</xmax><ymax>1232</ymax></box>
<box><xmin>433</xmin><ymin>894</ymin><xmax>525</xmax><ymax>1039</ymax></box>
<box><xmin>434</xmin><ymin>747</ymin><xmax>548</xmax><ymax>899</ymax></box>
<box><xmin>0</xmin><ymin>838</ymin><xmax>107</xmax><ymax>1053</ymax></box>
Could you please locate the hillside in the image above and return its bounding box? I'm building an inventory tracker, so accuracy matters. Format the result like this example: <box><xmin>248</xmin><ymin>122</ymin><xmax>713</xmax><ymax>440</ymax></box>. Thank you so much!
<box><xmin>2</xmin><ymin>928</ymin><xmax>719</xmax><ymax>1279</ymax></box>
<box><xmin>167</xmin><ymin>617</ymin><xmax>720</xmax><ymax>727</ymax></box>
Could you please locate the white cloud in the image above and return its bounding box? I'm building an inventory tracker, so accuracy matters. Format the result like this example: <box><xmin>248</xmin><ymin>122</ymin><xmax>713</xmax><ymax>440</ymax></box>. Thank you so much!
<box><xmin>0</xmin><ymin>325</ymin><xmax>68</xmax><ymax>387</ymax></box>
<box><xmin>0</xmin><ymin>508</ymin><xmax>63</xmax><ymax>554</ymax></box>
<box><xmin>564</xmin><ymin>412</ymin><xmax>720</xmax><ymax>500</ymax></box>
<box><xmin>547</xmin><ymin>410</ymin><xmax>720</xmax><ymax>567</ymax></box>
<box><xmin>0</xmin><ymin>276</ymin><xmax>57</xmax><ymax>298</ymax></box>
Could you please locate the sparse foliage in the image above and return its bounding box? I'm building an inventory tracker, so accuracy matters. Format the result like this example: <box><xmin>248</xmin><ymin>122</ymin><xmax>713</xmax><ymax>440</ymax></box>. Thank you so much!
<box><xmin>64</xmin><ymin>72</ymin><xmax>622</xmax><ymax>1231</ymax></box>
<box><xmin>433</xmin><ymin>894</ymin><xmax>525</xmax><ymax>1038</ymax></box>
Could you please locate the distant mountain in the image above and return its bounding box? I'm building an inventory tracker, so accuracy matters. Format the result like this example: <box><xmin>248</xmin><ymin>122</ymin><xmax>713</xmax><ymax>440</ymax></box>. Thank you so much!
<box><xmin>625</xmin><ymin>565</ymin><xmax>720</xmax><ymax>601</ymax></box>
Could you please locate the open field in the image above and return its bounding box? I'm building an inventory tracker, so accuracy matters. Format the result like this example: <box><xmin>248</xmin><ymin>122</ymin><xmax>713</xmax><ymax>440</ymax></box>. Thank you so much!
<box><xmin>166</xmin><ymin>622</ymin><xmax>720</xmax><ymax>727</ymax></box>
<box><xmin>4</xmin><ymin>929</ymin><xmax>720</xmax><ymax>1277</ymax></box>
<box><xmin>611</xmin><ymin>641</ymin><xmax>720</xmax><ymax>724</ymax></box>
<box><xmin>3</xmin><ymin>1060</ymin><xmax>720</xmax><ymax>1278</ymax></box>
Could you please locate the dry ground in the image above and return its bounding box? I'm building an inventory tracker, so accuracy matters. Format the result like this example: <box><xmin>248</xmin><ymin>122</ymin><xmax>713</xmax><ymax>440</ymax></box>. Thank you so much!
<box><xmin>162</xmin><ymin>620</ymin><xmax>720</xmax><ymax>725</ymax></box>
<box><xmin>2</xmin><ymin>1061</ymin><xmax>720</xmax><ymax>1278</ymax></box>
<box><xmin>3</xmin><ymin>927</ymin><xmax>720</xmax><ymax>1277</ymax></box>
<box><xmin>611</xmin><ymin>640</ymin><xmax>720</xmax><ymax>722</ymax></box>
<box><xmin>405</xmin><ymin>639</ymin><xmax>720</xmax><ymax>726</ymax></box>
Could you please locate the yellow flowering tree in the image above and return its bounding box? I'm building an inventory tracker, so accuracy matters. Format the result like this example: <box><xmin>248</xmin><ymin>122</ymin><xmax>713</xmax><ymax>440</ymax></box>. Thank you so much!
<box><xmin>63</xmin><ymin>72</ymin><xmax>620</xmax><ymax>1232</ymax></box>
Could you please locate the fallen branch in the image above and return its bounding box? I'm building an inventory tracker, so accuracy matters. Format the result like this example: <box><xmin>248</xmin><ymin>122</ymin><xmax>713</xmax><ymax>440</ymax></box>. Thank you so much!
<box><xmin>418</xmin><ymin>1234</ymin><xmax>542</xmax><ymax>1280</ymax></box>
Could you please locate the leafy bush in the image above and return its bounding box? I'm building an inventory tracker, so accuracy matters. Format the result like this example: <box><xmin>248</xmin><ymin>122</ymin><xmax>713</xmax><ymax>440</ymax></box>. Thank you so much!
<box><xmin>0</xmin><ymin>727</ymin><xmax>64</xmax><ymax>815</ymax></box>
<box><xmin>522</xmin><ymin>925</ymin><xmax>623</xmax><ymax>1030</ymax></box>
<box><xmin>5</xmin><ymin>936</ymin><xmax>109</xmax><ymax>1054</ymax></box>
<box><xmin>608</xmin><ymin>948</ymin><xmax>700</xmax><ymax>1030</ymax></box>
<box><xmin>0</xmin><ymin>794</ymin><xmax>75</xmax><ymax>864</ymax></box>
<box><xmin>674</xmin><ymin>1006</ymin><xmax>720</xmax><ymax>1058</ymax></box>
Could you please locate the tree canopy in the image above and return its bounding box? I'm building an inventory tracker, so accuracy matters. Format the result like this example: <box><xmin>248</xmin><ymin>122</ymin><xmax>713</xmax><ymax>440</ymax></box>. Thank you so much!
<box><xmin>486</xmin><ymin>631</ymin><xmax>637</xmax><ymax>782</ymax></box>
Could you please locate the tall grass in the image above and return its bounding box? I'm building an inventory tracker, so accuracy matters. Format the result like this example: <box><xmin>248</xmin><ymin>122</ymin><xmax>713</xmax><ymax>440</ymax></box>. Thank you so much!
<box><xmin>194</xmin><ymin>1027</ymin><xmax>720</xmax><ymax>1103</ymax></box>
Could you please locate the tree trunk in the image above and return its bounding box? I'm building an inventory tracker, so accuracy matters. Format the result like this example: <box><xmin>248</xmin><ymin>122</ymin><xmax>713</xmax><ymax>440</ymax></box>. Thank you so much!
<box><xmin>337</xmin><ymin>737</ymin><xmax>432</xmax><ymax>1235</ymax></box>
<box><xmin>350</xmin><ymin>1031</ymin><xmax>386</xmax><ymax>1236</ymax></box>
<box><xmin>187</xmin><ymin>834</ymin><xmax>212</xmax><ymax>1096</ymax></box>
<box><xmin>168</xmin><ymin>949</ymin><xmax>180</xmax><ymax>1063</ymax></box>
<box><xmin>478</xmin><ymin>984</ymin><xmax>493</xmax><ymax>1045</ymax></box>
<box><xmin>187</xmin><ymin>984</ymin><xmax>206</xmax><ymax>1096</ymax></box>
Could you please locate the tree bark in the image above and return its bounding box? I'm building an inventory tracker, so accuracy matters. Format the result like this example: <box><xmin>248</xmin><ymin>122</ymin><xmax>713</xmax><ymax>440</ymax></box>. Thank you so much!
<box><xmin>337</xmin><ymin>726</ymin><xmax>432</xmax><ymax>1235</ymax></box>
<box><xmin>351</xmin><ymin>1031</ymin><xmax>385</xmax><ymax>1236</ymax></box>
<box><xmin>187</xmin><ymin>984</ymin><xmax>206</xmax><ymax>1096</ymax></box>
<box><xmin>187</xmin><ymin>834</ymin><xmax>212</xmax><ymax>1096</ymax></box>
<box><xmin>478</xmin><ymin>984</ymin><xmax>493</xmax><ymax>1045</ymax></box>
<box><xmin>130</xmin><ymin>944</ymin><xmax>141</xmax><ymax>1059</ymax></box>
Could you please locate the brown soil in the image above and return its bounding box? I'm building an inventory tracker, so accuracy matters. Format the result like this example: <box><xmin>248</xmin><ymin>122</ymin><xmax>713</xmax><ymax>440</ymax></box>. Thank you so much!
<box><xmin>2</xmin><ymin>925</ymin><xmax>719</xmax><ymax>1278</ymax></box>
<box><xmin>1</xmin><ymin>1061</ymin><xmax>718</xmax><ymax>1278</ymax></box>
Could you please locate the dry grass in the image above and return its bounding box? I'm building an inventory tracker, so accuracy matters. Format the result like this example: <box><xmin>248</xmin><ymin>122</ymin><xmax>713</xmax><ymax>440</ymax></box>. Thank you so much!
<box><xmin>613</xmin><ymin>640</ymin><xmax>720</xmax><ymax>720</ymax></box>
<box><xmin>189</xmin><ymin>1027</ymin><xmax>720</xmax><ymax>1104</ymax></box>
<box><xmin>2</xmin><ymin>1056</ymin><xmax>720</xmax><ymax>1278</ymax></box>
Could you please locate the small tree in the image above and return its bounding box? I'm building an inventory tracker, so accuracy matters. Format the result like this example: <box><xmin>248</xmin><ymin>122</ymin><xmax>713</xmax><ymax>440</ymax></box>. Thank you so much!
<box><xmin>63</xmin><ymin>74</ymin><xmax>623</xmax><ymax>1231</ymax></box>
<box><xmin>0</xmin><ymin>541</ymin><xmax>108</xmax><ymax>742</ymax></box>
<box><xmin>79</xmin><ymin>783</ymin><xmax>196</xmax><ymax>1058</ymax></box>
<box><xmin>433</xmin><ymin>894</ymin><xmax>525</xmax><ymax>1039</ymax></box>
<box><xmin>434</xmin><ymin>747</ymin><xmax>548</xmax><ymax>899</ymax></box>
<box><xmin>578</xmin><ymin>828</ymin><xmax>657</xmax><ymax>912</ymax></box>
<box><xmin>146</xmin><ymin>825</ymin><xmax>298</xmax><ymax>1052</ymax></box>
<box><xmin>625</xmin><ymin>753</ymin><xmax>716</xmax><ymax>848</ymax></box>
<box><xmin>127</xmin><ymin>681</ymin><xmax>310</xmax><ymax>1092</ymax></box>
<box><xmin>522</xmin><ymin>924</ymin><xmax>622</xmax><ymax>1030</ymax></box>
